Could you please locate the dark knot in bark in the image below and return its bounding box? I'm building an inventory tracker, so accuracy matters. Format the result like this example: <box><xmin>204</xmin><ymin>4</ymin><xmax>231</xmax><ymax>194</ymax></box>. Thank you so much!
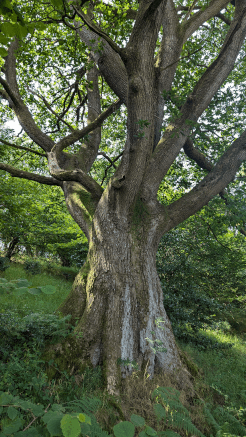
<box><xmin>112</xmin><ymin>174</ymin><xmax>126</xmax><ymax>189</ymax></box>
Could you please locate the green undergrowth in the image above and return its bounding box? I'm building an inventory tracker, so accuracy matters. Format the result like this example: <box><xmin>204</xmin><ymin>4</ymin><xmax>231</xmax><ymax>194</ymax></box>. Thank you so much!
<box><xmin>0</xmin><ymin>262</ymin><xmax>72</xmax><ymax>315</ymax></box>
<box><xmin>180</xmin><ymin>329</ymin><xmax>246</xmax><ymax>408</ymax></box>
<box><xmin>0</xmin><ymin>264</ymin><xmax>246</xmax><ymax>436</ymax></box>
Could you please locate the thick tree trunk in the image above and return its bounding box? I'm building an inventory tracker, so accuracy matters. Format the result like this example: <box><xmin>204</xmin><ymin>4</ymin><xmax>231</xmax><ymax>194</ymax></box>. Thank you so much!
<box><xmin>46</xmin><ymin>206</ymin><xmax>183</xmax><ymax>396</ymax></box>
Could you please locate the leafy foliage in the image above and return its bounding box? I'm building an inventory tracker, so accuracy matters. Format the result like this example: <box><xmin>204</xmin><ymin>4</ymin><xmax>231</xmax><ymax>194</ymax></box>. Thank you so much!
<box><xmin>0</xmin><ymin>390</ymin><xmax>106</xmax><ymax>437</ymax></box>
<box><xmin>156</xmin><ymin>200</ymin><xmax>246</xmax><ymax>348</ymax></box>
<box><xmin>0</xmin><ymin>175</ymin><xmax>89</xmax><ymax>266</ymax></box>
<box><xmin>0</xmin><ymin>257</ymin><xmax>10</xmax><ymax>272</ymax></box>
<box><xmin>24</xmin><ymin>260</ymin><xmax>42</xmax><ymax>275</ymax></box>
<box><xmin>204</xmin><ymin>403</ymin><xmax>246</xmax><ymax>436</ymax></box>
<box><xmin>0</xmin><ymin>277</ymin><xmax>56</xmax><ymax>297</ymax></box>
<box><xmin>0</xmin><ymin>386</ymin><xmax>209</xmax><ymax>437</ymax></box>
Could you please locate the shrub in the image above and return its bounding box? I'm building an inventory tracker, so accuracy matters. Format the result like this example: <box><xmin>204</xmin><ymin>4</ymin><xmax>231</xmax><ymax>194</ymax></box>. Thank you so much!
<box><xmin>2</xmin><ymin>385</ymin><xmax>244</xmax><ymax>437</ymax></box>
<box><xmin>0</xmin><ymin>256</ymin><xmax>10</xmax><ymax>272</ymax></box>
<box><xmin>24</xmin><ymin>260</ymin><xmax>42</xmax><ymax>275</ymax></box>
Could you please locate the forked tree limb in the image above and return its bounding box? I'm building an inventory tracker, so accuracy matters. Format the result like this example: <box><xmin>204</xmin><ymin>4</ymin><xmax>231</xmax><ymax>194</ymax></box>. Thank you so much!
<box><xmin>153</xmin><ymin>0</ymin><xmax>231</xmax><ymax>150</ymax></box>
<box><xmin>72</xmin><ymin>5</ymin><xmax>123</xmax><ymax>56</ymax></box>
<box><xmin>142</xmin><ymin>4</ymin><xmax>246</xmax><ymax>198</ymax></box>
<box><xmin>163</xmin><ymin>129</ymin><xmax>246</xmax><ymax>234</ymax></box>
<box><xmin>182</xmin><ymin>0</ymin><xmax>231</xmax><ymax>41</ymax></box>
<box><xmin>53</xmin><ymin>98</ymin><xmax>122</xmax><ymax>155</ymax></box>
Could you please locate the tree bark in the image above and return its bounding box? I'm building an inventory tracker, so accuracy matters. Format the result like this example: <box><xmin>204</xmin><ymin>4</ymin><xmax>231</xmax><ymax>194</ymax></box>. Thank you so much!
<box><xmin>45</xmin><ymin>196</ymin><xmax>182</xmax><ymax>396</ymax></box>
<box><xmin>5</xmin><ymin>236</ymin><xmax>19</xmax><ymax>260</ymax></box>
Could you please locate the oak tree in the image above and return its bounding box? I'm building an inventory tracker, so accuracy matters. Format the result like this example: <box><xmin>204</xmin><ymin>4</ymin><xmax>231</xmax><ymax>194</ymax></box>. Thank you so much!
<box><xmin>1</xmin><ymin>0</ymin><xmax>246</xmax><ymax>395</ymax></box>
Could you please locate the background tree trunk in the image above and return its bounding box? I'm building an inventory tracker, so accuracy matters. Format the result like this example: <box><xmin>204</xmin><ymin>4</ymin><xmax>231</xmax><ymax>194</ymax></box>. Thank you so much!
<box><xmin>5</xmin><ymin>236</ymin><xmax>19</xmax><ymax>260</ymax></box>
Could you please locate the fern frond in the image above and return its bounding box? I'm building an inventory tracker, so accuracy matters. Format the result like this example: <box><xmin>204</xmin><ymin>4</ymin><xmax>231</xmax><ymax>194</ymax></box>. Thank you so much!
<box><xmin>203</xmin><ymin>405</ymin><xmax>220</xmax><ymax>432</ymax></box>
<box><xmin>64</xmin><ymin>396</ymin><xmax>102</xmax><ymax>414</ymax></box>
<box><xmin>213</xmin><ymin>406</ymin><xmax>246</xmax><ymax>436</ymax></box>
<box><xmin>63</xmin><ymin>396</ymin><xmax>112</xmax><ymax>437</ymax></box>
<box><xmin>152</xmin><ymin>387</ymin><xmax>205</xmax><ymax>437</ymax></box>
<box><xmin>170</xmin><ymin>412</ymin><xmax>205</xmax><ymax>437</ymax></box>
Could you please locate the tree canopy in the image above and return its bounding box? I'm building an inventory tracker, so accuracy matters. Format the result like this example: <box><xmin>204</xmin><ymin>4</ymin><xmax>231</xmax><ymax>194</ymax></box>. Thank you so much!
<box><xmin>0</xmin><ymin>0</ymin><xmax>246</xmax><ymax>228</ymax></box>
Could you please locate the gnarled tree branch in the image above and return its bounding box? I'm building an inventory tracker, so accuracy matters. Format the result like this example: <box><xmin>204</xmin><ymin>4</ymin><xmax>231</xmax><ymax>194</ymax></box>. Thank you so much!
<box><xmin>74</xmin><ymin>24</ymin><xmax>128</xmax><ymax>105</ymax></box>
<box><xmin>0</xmin><ymin>162</ymin><xmax>63</xmax><ymax>186</ymax></box>
<box><xmin>163</xmin><ymin>129</ymin><xmax>246</xmax><ymax>234</ymax></box>
<box><xmin>53</xmin><ymin>98</ymin><xmax>122</xmax><ymax>155</ymax></box>
<box><xmin>73</xmin><ymin>5</ymin><xmax>123</xmax><ymax>56</ymax></box>
<box><xmin>142</xmin><ymin>3</ymin><xmax>246</xmax><ymax>200</ymax></box>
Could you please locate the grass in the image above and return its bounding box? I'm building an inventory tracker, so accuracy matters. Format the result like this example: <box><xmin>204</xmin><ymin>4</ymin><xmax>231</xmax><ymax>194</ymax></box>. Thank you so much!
<box><xmin>0</xmin><ymin>261</ymin><xmax>73</xmax><ymax>315</ymax></box>
<box><xmin>180</xmin><ymin>329</ymin><xmax>246</xmax><ymax>408</ymax></box>
<box><xmin>1</xmin><ymin>260</ymin><xmax>246</xmax><ymax>437</ymax></box>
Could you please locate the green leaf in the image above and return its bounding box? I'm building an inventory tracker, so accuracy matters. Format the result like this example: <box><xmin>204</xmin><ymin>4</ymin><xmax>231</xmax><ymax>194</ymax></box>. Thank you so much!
<box><xmin>145</xmin><ymin>426</ymin><xmax>157</xmax><ymax>436</ymax></box>
<box><xmin>50</xmin><ymin>0</ymin><xmax>64</xmax><ymax>9</ymax></box>
<box><xmin>15</xmin><ymin>287</ymin><xmax>28</xmax><ymax>295</ymax></box>
<box><xmin>113</xmin><ymin>421</ymin><xmax>135</xmax><ymax>437</ymax></box>
<box><xmin>27</xmin><ymin>288</ymin><xmax>42</xmax><ymax>295</ymax></box>
<box><xmin>46</xmin><ymin>415</ymin><xmax>63</xmax><ymax>436</ymax></box>
<box><xmin>31</xmin><ymin>404</ymin><xmax>45</xmax><ymax>417</ymax></box>
<box><xmin>153</xmin><ymin>403</ymin><xmax>166</xmax><ymax>421</ymax></box>
<box><xmin>51</xmin><ymin>404</ymin><xmax>65</xmax><ymax>413</ymax></box>
<box><xmin>0</xmin><ymin>278</ymin><xmax>7</xmax><ymax>283</ymax></box>
<box><xmin>0</xmin><ymin>392</ymin><xmax>14</xmax><ymax>405</ymax></box>
<box><xmin>7</xmin><ymin>406</ymin><xmax>18</xmax><ymax>420</ymax></box>
<box><xmin>0</xmin><ymin>282</ymin><xmax>15</xmax><ymax>292</ymax></box>
<box><xmin>15</xmin><ymin>23</ymin><xmax>28</xmax><ymax>39</ymax></box>
<box><xmin>0</xmin><ymin>34</ymin><xmax>9</xmax><ymax>44</ymax></box>
<box><xmin>11</xmin><ymin>279</ymin><xmax>31</xmax><ymax>288</ymax></box>
<box><xmin>0</xmin><ymin>0</ymin><xmax>12</xmax><ymax>10</ymax></box>
<box><xmin>1</xmin><ymin>416</ymin><xmax>23</xmax><ymax>434</ymax></box>
<box><xmin>0</xmin><ymin>47</ymin><xmax>8</xmax><ymax>57</ymax></box>
<box><xmin>60</xmin><ymin>414</ymin><xmax>81</xmax><ymax>437</ymax></box>
<box><xmin>13</xmin><ymin>399</ymin><xmax>36</xmax><ymax>411</ymax></box>
<box><xmin>35</xmin><ymin>22</ymin><xmax>47</xmax><ymax>31</ymax></box>
<box><xmin>77</xmin><ymin>413</ymin><xmax>91</xmax><ymax>424</ymax></box>
<box><xmin>130</xmin><ymin>414</ymin><xmax>145</xmax><ymax>427</ymax></box>
<box><xmin>139</xmin><ymin>432</ymin><xmax>149</xmax><ymax>437</ymax></box>
<box><xmin>39</xmin><ymin>285</ymin><xmax>56</xmax><ymax>295</ymax></box>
